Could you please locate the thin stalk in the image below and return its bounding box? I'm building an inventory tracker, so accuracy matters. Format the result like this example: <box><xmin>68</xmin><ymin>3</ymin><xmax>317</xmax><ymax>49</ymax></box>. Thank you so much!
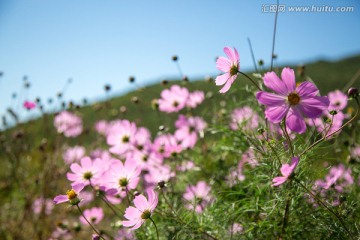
<box><xmin>300</xmin><ymin>98</ymin><xmax>360</xmax><ymax>157</ymax></box>
<box><xmin>294</xmin><ymin>178</ymin><xmax>354</xmax><ymax>238</ymax></box>
<box><xmin>239</xmin><ymin>71</ymin><xmax>261</xmax><ymax>91</ymax></box>
<box><xmin>247</xmin><ymin>38</ymin><xmax>258</xmax><ymax>72</ymax></box>
<box><xmin>279</xmin><ymin>118</ymin><xmax>294</xmax><ymax>157</ymax></box>
<box><xmin>261</xmin><ymin>132</ymin><xmax>282</xmax><ymax>166</ymax></box>
<box><xmin>149</xmin><ymin>217</ymin><xmax>160</xmax><ymax>240</ymax></box>
<box><xmin>76</xmin><ymin>205</ymin><xmax>105</xmax><ymax>240</ymax></box>
<box><xmin>270</xmin><ymin>0</ymin><xmax>279</xmax><ymax>71</ymax></box>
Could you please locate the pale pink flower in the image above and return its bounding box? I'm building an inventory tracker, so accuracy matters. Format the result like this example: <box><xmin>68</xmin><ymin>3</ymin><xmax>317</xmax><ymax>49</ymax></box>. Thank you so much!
<box><xmin>107</xmin><ymin>120</ymin><xmax>137</xmax><ymax>156</ymax></box>
<box><xmin>175</xmin><ymin>115</ymin><xmax>207</xmax><ymax>149</ymax></box>
<box><xmin>351</xmin><ymin>145</ymin><xmax>360</xmax><ymax>158</ymax></box>
<box><xmin>23</xmin><ymin>100</ymin><xmax>36</xmax><ymax>110</ymax></box>
<box><xmin>102</xmin><ymin>158</ymin><xmax>141</xmax><ymax>195</ymax></box>
<box><xmin>67</xmin><ymin>157</ymin><xmax>104</xmax><ymax>186</ymax></box>
<box><xmin>328</xmin><ymin>90</ymin><xmax>348</xmax><ymax>111</ymax></box>
<box><xmin>144</xmin><ymin>164</ymin><xmax>175</xmax><ymax>186</ymax></box>
<box><xmin>230</xmin><ymin>223</ymin><xmax>243</xmax><ymax>235</ymax></box>
<box><xmin>186</xmin><ymin>90</ymin><xmax>205</xmax><ymax>108</ymax></box>
<box><xmin>230</xmin><ymin>106</ymin><xmax>259</xmax><ymax>131</ymax></box>
<box><xmin>183</xmin><ymin>181</ymin><xmax>212</xmax><ymax>213</ymax></box>
<box><xmin>95</xmin><ymin>120</ymin><xmax>110</xmax><ymax>135</ymax></box>
<box><xmin>63</xmin><ymin>146</ymin><xmax>85</xmax><ymax>164</ymax></box>
<box><xmin>54</xmin><ymin>111</ymin><xmax>83</xmax><ymax>137</ymax></box>
<box><xmin>153</xmin><ymin>134</ymin><xmax>183</xmax><ymax>158</ymax></box>
<box><xmin>272</xmin><ymin>157</ymin><xmax>299</xmax><ymax>187</ymax></box>
<box><xmin>215</xmin><ymin>46</ymin><xmax>240</xmax><ymax>93</ymax></box>
<box><xmin>122</xmin><ymin>189</ymin><xmax>158</xmax><ymax>230</ymax></box>
<box><xmin>158</xmin><ymin>85</ymin><xmax>189</xmax><ymax>113</ymax></box>
<box><xmin>115</xmin><ymin>228</ymin><xmax>135</xmax><ymax>240</ymax></box>
<box><xmin>79</xmin><ymin>207</ymin><xmax>104</xmax><ymax>225</ymax></box>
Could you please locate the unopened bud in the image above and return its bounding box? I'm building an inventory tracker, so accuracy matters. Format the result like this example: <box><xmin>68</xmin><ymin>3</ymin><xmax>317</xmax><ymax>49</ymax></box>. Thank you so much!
<box><xmin>172</xmin><ymin>55</ymin><xmax>178</xmax><ymax>61</ymax></box>
<box><xmin>348</xmin><ymin>87</ymin><xmax>359</xmax><ymax>98</ymax></box>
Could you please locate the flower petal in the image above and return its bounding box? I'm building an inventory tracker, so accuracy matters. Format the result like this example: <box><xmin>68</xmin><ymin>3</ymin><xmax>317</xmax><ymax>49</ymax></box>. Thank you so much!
<box><xmin>133</xmin><ymin>195</ymin><xmax>148</xmax><ymax>212</ymax></box>
<box><xmin>224</xmin><ymin>46</ymin><xmax>238</xmax><ymax>62</ymax></box>
<box><xmin>215</xmin><ymin>73</ymin><xmax>230</xmax><ymax>86</ymax></box>
<box><xmin>219</xmin><ymin>76</ymin><xmax>235</xmax><ymax>93</ymax></box>
<box><xmin>216</xmin><ymin>57</ymin><xmax>231</xmax><ymax>72</ymax></box>
<box><xmin>296</xmin><ymin>81</ymin><xmax>319</xmax><ymax>97</ymax></box>
<box><xmin>299</xmin><ymin>96</ymin><xmax>329</xmax><ymax>118</ymax></box>
<box><xmin>124</xmin><ymin>206</ymin><xmax>142</xmax><ymax>220</ymax></box>
<box><xmin>281</xmin><ymin>67</ymin><xmax>296</xmax><ymax>93</ymax></box>
<box><xmin>286</xmin><ymin>107</ymin><xmax>306</xmax><ymax>134</ymax></box>
<box><xmin>264</xmin><ymin>105</ymin><xmax>289</xmax><ymax>123</ymax></box>
<box><xmin>263</xmin><ymin>71</ymin><xmax>288</xmax><ymax>95</ymax></box>
<box><xmin>53</xmin><ymin>195</ymin><xmax>68</xmax><ymax>204</ymax></box>
<box><xmin>256</xmin><ymin>91</ymin><xmax>286</xmax><ymax>107</ymax></box>
<box><xmin>272</xmin><ymin>177</ymin><xmax>287</xmax><ymax>186</ymax></box>
<box><xmin>72</xmin><ymin>183</ymin><xmax>85</xmax><ymax>193</ymax></box>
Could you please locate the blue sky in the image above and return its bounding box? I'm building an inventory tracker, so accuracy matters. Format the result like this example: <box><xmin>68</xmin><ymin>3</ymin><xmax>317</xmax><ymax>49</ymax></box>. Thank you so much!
<box><xmin>0</xmin><ymin>0</ymin><xmax>360</xmax><ymax>123</ymax></box>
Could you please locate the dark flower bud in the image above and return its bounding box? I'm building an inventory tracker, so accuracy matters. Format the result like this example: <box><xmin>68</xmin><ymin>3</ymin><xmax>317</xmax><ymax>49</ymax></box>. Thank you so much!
<box><xmin>257</xmin><ymin>128</ymin><xmax>265</xmax><ymax>134</ymax></box>
<box><xmin>129</xmin><ymin>76</ymin><xmax>135</xmax><ymax>83</ymax></box>
<box><xmin>348</xmin><ymin>87</ymin><xmax>359</xmax><ymax>98</ymax></box>
<box><xmin>172</xmin><ymin>55</ymin><xmax>178</xmax><ymax>61</ymax></box>
<box><xmin>329</xmin><ymin>110</ymin><xmax>338</xmax><ymax>115</ymax></box>
<box><xmin>104</xmin><ymin>84</ymin><xmax>111</xmax><ymax>92</ymax></box>
<box><xmin>162</xmin><ymin>79</ymin><xmax>168</xmax><ymax>85</ymax></box>
<box><xmin>132</xmin><ymin>96</ymin><xmax>139</xmax><ymax>104</ymax></box>
<box><xmin>258</xmin><ymin>59</ymin><xmax>264</xmax><ymax>66</ymax></box>
<box><xmin>182</xmin><ymin>75</ymin><xmax>189</xmax><ymax>82</ymax></box>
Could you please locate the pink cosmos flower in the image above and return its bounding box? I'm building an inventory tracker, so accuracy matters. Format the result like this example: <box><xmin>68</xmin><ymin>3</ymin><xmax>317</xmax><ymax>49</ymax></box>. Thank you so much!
<box><xmin>215</xmin><ymin>46</ymin><xmax>240</xmax><ymax>93</ymax></box>
<box><xmin>79</xmin><ymin>207</ymin><xmax>104</xmax><ymax>225</ymax></box>
<box><xmin>153</xmin><ymin>134</ymin><xmax>183</xmax><ymax>158</ymax></box>
<box><xmin>158</xmin><ymin>85</ymin><xmax>189</xmax><ymax>113</ymax></box>
<box><xmin>230</xmin><ymin>223</ymin><xmax>243</xmax><ymax>235</ymax></box>
<box><xmin>107</xmin><ymin>120</ymin><xmax>137</xmax><ymax>156</ymax></box>
<box><xmin>23</xmin><ymin>100</ymin><xmax>36</xmax><ymax>110</ymax></box>
<box><xmin>183</xmin><ymin>181</ymin><xmax>212</xmax><ymax>213</ymax></box>
<box><xmin>102</xmin><ymin>158</ymin><xmax>141</xmax><ymax>195</ymax></box>
<box><xmin>351</xmin><ymin>145</ymin><xmax>360</xmax><ymax>158</ymax></box>
<box><xmin>54</xmin><ymin>111</ymin><xmax>83</xmax><ymax>137</ymax></box>
<box><xmin>230</xmin><ymin>106</ymin><xmax>260</xmax><ymax>131</ymax></box>
<box><xmin>256</xmin><ymin>67</ymin><xmax>329</xmax><ymax>134</ymax></box>
<box><xmin>186</xmin><ymin>90</ymin><xmax>205</xmax><ymax>108</ymax></box>
<box><xmin>63</xmin><ymin>146</ymin><xmax>85</xmax><ymax>164</ymax></box>
<box><xmin>115</xmin><ymin>228</ymin><xmax>135</xmax><ymax>240</ymax></box>
<box><xmin>67</xmin><ymin>157</ymin><xmax>104</xmax><ymax>186</ymax></box>
<box><xmin>328</xmin><ymin>90</ymin><xmax>348</xmax><ymax>111</ymax></box>
<box><xmin>144</xmin><ymin>164</ymin><xmax>175</xmax><ymax>186</ymax></box>
<box><xmin>175</xmin><ymin>115</ymin><xmax>207</xmax><ymax>149</ymax></box>
<box><xmin>122</xmin><ymin>189</ymin><xmax>158</xmax><ymax>230</ymax></box>
<box><xmin>272</xmin><ymin>157</ymin><xmax>299</xmax><ymax>187</ymax></box>
<box><xmin>53</xmin><ymin>183</ymin><xmax>84</xmax><ymax>205</ymax></box>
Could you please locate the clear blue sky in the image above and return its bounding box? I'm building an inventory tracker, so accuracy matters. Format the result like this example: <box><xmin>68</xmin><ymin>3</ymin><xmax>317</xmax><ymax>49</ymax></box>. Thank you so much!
<box><xmin>1</xmin><ymin>0</ymin><xmax>360</xmax><ymax>123</ymax></box>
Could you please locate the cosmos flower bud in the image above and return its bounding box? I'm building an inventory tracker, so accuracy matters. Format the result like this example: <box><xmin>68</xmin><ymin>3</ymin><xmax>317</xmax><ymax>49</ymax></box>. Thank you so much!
<box><xmin>120</xmin><ymin>106</ymin><xmax>127</xmax><ymax>113</ymax></box>
<box><xmin>162</xmin><ymin>79</ymin><xmax>168</xmax><ymax>85</ymax></box>
<box><xmin>132</xmin><ymin>96</ymin><xmax>139</xmax><ymax>104</ymax></box>
<box><xmin>348</xmin><ymin>87</ymin><xmax>359</xmax><ymax>98</ymax></box>
<box><xmin>104</xmin><ymin>84</ymin><xmax>111</xmax><ymax>92</ymax></box>
<box><xmin>129</xmin><ymin>76</ymin><xmax>135</xmax><ymax>83</ymax></box>
<box><xmin>329</xmin><ymin>110</ymin><xmax>338</xmax><ymax>115</ymax></box>
<box><xmin>172</xmin><ymin>55</ymin><xmax>178</xmax><ymax>61</ymax></box>
<box><xmin>258</xmin><ymin>59</ymin><xmax>264</xmax><ymax>66</ymax></box>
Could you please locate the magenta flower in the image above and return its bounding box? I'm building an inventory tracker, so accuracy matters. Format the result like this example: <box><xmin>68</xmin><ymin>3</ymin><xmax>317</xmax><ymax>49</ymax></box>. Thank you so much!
<box><xmin>256</xmin><ymin>67</ymin><xmax>329</xmax><ymax>133</ymax></box>
<box><xmin>107</xmin><ymin>120</ymin><xmax>138</xmax><ymax>156</ymax></box>
<box><xmin>122</xmin><ymin>189</ymin><xmax>158</xmax><ymax>230</ymax></box>
<box><xmin>183</xmin><ymin>181</ymin><xmax>212</xmax><ymax>213</ymax></box>
<box><xmin>54</xmin><ymin>111</ymin><xmax>83</xmax><ymax>137</ymax></box>
<box><xmin>272</xmin><ymin>157</ymin><xmax>299</xmax><ymax>187</ymax></box>
<box><xmin>158</xmin><ymin>85</ymin><xmax>189</xmax><ymax>113</ymax></box>
<box><xmin>53</xmin><ymin>183</ymin><xmax>84</xmax><ymax>205</ymax></box>
<box><xmin>215</xmin><ymin>46</ymin><xmax>240</xmax><ymax>93</ymax></box>
<box><xmin>79</xmin><ymin>207</ymin><xmax>104</xmax><ymax>225</ymax></box>
<box><xmin>67</xmin><ymin>157</ymin><xmax>104</xmax><ymax>186</ymax></box>
<box><xmin>23</xmin><ymin>100</ymin><xmax>36</xmax><ymax>110</ymax></box>
<box><xmin>32</xmin><ymin>197</ymin><xmax>54</xmax><ymax>215</ymax></box>
<box><xmin>175</xmin><ymin>115</ymin><xmax>207</xmax><ymax>149</ymax></box>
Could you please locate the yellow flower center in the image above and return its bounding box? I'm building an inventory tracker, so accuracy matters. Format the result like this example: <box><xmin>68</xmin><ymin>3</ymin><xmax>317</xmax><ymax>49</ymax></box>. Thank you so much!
<box><xmin>66</xmin><ymin>189</ymin><xmax>77</xmax><ymax>200</ymax></box>
<box><xmin>287</xmin><ymin>93</ymin><xmax>300</xmax><ymax>105</ymax></box>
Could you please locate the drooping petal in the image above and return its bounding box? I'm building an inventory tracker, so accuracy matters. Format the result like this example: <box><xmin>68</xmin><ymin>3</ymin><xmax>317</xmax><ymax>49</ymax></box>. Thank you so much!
<box><xmin>296</xmin><ymin>81</ymin><xmax>319</xmax><ymax>97</ymax></box>
<box><xmin>263</xmin><ymin>71</ymin><xmax>288</xmax><ymax>95</ymax></box>
<box><xmin>256</xmin><ymin>91</ymin><xmax>286</xmax><ymax>106</ymax></box>
<box><xmin>281</xmin><ymin>67</ymin><xmax>296</xmax><ymax>93</ymax></box>
<box><xmin>286</xmin><ymin>108</ymin><xmax>306</xmax><ymax>134</ymax></box>
<box><xmin>219</xmin><ymin>76</ymin><xmax>235</xmax><ymax>93</ymax></box>
<box><xmin>81</xmin><ymin>157</ymin><xmax>92</xmax><ymax>168</ymax></box>
<box><xmin>129</xmin><ymin>220</ymin><xmax>145</xmax><ymax>230</ymax></box>
<box><xmin>147</xmin><ymin>189</ymin><xmax>158</xmax><ymax>211</ymax></box>
<box><xmin>53</xmin><ymin>195</ymin><xmax>68</xmax><ymax>204</ymax></box>
<box><xmin>264</xmin><ymin>105</ymin><xmax>289</xmax><ymax>123</ymax></box>
<box><xmin>122</xmin><ymin>219</ymin><xmax>139</xmax><ymax>227</ymax></box>
<box><xmin>216</xmin><ymin>57</ymin><xmax>231</xmax><ymax>72</ymax></box>
<box><xmin>272</xmin><ymin>176</ymin><xmax>287</xmax><ymax>186</ymax></box>
<box><xmin>215</xmin><ymin>73</ymin><xmax>230</xmax><ymax>86</ymax></box>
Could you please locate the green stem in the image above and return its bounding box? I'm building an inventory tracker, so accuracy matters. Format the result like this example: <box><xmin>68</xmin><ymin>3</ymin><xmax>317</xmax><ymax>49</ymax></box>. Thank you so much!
<box><xmin>294</xmin><ymin>178</ymin><xmax>354</xmax><ymax>239</ymax></box>
<box><xmin>149</xmin><ymin>217</ymin><xmax>160</xmax><ymax>240</ymax></box>
<box><xmin>239</xmin><ymin>71</ymin><xmax>262</xmax><ymax>91</ymax></box>
<box><xmin>76</xmin><ymin>205</ymin><xmax>105</xmax><ymax>240</ymax></box>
